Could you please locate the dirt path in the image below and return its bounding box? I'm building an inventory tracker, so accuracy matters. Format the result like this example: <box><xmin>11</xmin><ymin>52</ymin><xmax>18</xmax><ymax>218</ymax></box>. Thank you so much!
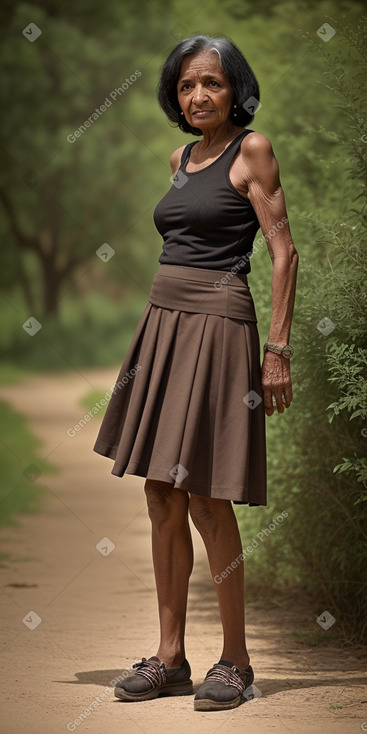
<box><xmin>0</xmin><ymin>369</ymin><xmax>365</xmax><ymax>734</ymax></box>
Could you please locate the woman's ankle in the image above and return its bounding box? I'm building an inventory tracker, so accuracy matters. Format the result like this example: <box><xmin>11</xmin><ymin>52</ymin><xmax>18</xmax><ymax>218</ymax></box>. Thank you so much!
<box><xmin>156</xmin><ymin>649</ymin><xmax>186</xmax><ymax>668</ymax></box>
<box><xmin>219</xmin><ymin>652</ymin><xmax>250</xmax><ymax>670</ymax></box>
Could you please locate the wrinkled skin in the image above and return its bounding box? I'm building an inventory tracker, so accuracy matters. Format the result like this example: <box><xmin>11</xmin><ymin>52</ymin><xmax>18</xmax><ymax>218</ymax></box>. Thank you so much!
<box><xmin>174</xmin><ymin>50</ymin><xmax>299</xmax><ymax>417</ymax></box>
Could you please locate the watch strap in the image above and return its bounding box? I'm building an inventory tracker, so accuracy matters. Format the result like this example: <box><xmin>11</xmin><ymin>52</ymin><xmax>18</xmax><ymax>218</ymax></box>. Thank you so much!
<box><xmin>264</xmin><ymin>342</ymin><xmax>294</xmax><ymax>358</ymax></box>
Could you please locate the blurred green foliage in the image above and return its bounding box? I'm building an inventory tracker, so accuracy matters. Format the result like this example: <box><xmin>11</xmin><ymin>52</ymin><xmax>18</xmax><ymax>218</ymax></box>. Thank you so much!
<box><xmin>0</xmin><ymin>0</ymin><xmax>366</xmax><ymax>644</ymax></box>
<box><xmin>236</xmin><ymin>14</ymin><xmax>367</xmax><ymax>646</ymax></box>
<box><xmin>79</xmin><ymin>388</ymin><xmax>108</xmax><ymax>417</ymax></box>
<box><xmin>0</xmin><ymin>0</ymin><xmax>363</xmax><ymax>362</ymax></box>
<box><xmin>0</xmin><ymin>400</ymin><xmax>55</xmax><ymax>526</ymax></box>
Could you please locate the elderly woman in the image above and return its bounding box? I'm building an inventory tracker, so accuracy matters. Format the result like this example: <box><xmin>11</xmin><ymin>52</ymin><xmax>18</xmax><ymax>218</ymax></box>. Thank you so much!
<box><xmin>93</xmin><ymin>34</ymin><xmax>298</xmax><ymax>711</ymax></box>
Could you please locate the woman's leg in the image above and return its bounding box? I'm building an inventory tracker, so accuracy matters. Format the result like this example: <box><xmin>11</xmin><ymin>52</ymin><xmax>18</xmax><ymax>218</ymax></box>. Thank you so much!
<box><xmin>189</xmin><ymin>495</ymin><xmax>250</xmax><ymax>670</ymax></box>
<box><xmin>144</xmin><ymin>479</ymin><xmax>194</xmax><ymax>668</ymax></box>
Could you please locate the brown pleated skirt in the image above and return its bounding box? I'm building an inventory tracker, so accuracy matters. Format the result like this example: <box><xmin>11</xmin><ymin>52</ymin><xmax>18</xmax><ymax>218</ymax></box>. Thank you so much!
<box><xmin>93</xmin><ymin>264</ymin><xmax>267</xmax><ymax>505</ymax></box>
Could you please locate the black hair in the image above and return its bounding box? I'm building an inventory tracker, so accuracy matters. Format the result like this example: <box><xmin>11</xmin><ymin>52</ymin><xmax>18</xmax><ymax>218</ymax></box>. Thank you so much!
<box><xmin>157</xmin><ymin>34</ymin><xmax>260</xmax><ymax>136</ymax></box>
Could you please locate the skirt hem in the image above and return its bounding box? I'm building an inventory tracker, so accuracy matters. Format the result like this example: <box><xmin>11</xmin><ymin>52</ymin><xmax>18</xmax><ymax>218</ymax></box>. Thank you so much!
<box><xmin>93</xmin><ymin>443</ymin><xmax>266</xmax><ymax>506</ymax></box>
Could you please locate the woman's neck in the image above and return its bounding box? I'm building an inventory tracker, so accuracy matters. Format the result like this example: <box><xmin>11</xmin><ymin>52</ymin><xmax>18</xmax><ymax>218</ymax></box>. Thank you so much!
<box><xmin>198</xmin><ymin>122</ymin><xmax>243</xmax><ymax>152</ymax></box>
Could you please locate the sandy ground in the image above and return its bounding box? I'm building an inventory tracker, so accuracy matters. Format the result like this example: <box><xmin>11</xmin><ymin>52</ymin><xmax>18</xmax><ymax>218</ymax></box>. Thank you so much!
<box><xmin>0</xmin><ymin>368</ymin><xmax>366</xmax><ymax>734</ymax></box>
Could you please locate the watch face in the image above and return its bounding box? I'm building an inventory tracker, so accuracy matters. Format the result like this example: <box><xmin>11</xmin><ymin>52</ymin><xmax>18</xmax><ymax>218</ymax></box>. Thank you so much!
<box><xmin>282</xmin><ymin>345</ymin><xmax>293</xmax><ymax>359</ymax></box>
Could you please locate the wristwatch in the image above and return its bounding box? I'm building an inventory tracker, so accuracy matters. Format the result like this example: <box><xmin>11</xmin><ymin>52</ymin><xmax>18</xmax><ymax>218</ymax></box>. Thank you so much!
<box><xmin>264</xmin><ymin>342</ymin><xmax>294</xmax><ymax>359</ymax></box>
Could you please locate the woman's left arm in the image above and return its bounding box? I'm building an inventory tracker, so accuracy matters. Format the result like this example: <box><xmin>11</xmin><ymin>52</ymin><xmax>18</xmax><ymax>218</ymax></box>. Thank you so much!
<box><xmin>240</xmin><ymin>133</ymin><xmax>299</xmax><ymax>416</ymax></box>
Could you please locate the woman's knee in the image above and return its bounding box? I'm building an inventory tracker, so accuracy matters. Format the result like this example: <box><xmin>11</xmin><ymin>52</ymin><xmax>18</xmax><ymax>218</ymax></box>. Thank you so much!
<box><xmin>189</xmin><ymin>495</ymin><xmax>231</xmax><ymax>533</ymax></box>
<box><xmin>144</xmin><ymin>479</ymin><xmax>188</xmax><ymax>527</ymax></box>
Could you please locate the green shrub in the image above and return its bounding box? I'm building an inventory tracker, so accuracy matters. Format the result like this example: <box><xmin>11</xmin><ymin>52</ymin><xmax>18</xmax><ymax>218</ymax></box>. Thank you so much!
<box><xmin>238</xmin><ymin>16</ymin><xmax>367</xmax><ymax>645</ymax></box>
<box><xmin>0</xmin><ymin>291</ymin><xmax>148</xmax><ymax>371</ymax></box>
<box><xmin>0</xmin><ymin>401</ymin><xmax>55</xmax><ymax>528</ymax></box>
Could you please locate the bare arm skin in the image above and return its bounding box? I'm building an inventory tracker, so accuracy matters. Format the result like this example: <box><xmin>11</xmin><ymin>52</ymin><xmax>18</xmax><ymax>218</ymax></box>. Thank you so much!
<box><xmin>238</xmin><ymin>133</ymin><xmax>299</xmax><ymax>416</ymax></box>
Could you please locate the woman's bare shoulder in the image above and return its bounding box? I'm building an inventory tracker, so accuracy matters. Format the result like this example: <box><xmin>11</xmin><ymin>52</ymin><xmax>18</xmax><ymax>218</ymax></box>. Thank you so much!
<box><xmin>240</xmin><ymin>131</ymin><xmax>275</xmax><ymax>159</ymax></box>
<box><xmin>240</xmin><ymin>131</ymin><xmax>280</xmax><ymax>189</ymax></box>
<box><xmin>169</xmin><ymin>145</ymin><xmax>187</xmax><ymax>174</ymax></box>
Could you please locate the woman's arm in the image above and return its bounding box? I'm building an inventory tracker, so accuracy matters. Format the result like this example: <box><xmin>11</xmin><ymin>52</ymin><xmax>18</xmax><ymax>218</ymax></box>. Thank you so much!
<box><xmin>240</xmin><ymin>133</ymin><xmax>299</xmax><ymax>416</ymax></box>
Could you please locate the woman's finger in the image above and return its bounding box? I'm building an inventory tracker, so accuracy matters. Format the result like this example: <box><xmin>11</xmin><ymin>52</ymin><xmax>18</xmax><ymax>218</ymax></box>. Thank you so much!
<box><xmin>272</xmin><ymin>389</ymin><xmax>285</xmax><ymax>414</ymax></box>
<box><xmin>262</xmin><ymin>385</ymin><xmax>274</xmax><ymax>416</ymax></box>
<box><xmin>273</xmin><ymin>380</ymin><xmax>293</xmax><ymax>413</ymax></box>
<box><xmin>283</xmin><ymin>381</ymin><xmax>293</xmax><ymax>409</ymax></box>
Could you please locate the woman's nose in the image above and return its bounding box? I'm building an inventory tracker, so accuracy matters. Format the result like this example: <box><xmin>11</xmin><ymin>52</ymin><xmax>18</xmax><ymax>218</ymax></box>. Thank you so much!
<box><xmin>192</xmin><ymin>85</ymin><xmax>208</xmax><ymax>104</ymax></box>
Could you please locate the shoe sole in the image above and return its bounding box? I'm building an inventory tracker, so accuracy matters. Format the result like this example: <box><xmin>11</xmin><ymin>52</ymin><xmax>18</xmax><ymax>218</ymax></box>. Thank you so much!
<box><xmin>194</xmin><ymin>694</ymin><xmax>242</xmax><ymax>711</ymax></box>
<box><xmin>115</xmin><ymin>680</ymin><xmax>193</xmax><ymax>702</ymax></box>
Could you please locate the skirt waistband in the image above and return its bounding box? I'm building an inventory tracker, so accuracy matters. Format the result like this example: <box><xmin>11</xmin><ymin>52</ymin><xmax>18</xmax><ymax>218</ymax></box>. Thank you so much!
<box><xmin>148</xmin><ymin>264</ymin><xmax>257</xmax><ymax>321</ymax></box>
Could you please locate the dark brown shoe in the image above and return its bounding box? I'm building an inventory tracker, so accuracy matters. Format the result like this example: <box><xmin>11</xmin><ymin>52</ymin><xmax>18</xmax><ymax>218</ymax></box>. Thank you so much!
<box><xmin>194</xmin><ymin>660</ymin><xmax>254</xmax><ymax>711</ymax></box>
<box><xmin>114</xmin><ymin>656</ymin><xmax>193</xmax><ymax>701</ymax></box>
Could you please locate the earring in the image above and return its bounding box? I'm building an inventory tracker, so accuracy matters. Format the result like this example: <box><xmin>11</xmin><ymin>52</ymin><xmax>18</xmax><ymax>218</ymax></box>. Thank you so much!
<box><xmin>180</xmin><ymin>111</ymin><xmax>184</xmax><ymax>115</ymax></box>
<box><xmin>233</xmin><ymin>104</ymin><xmax>237</xmax><ymax>117</ymax></box>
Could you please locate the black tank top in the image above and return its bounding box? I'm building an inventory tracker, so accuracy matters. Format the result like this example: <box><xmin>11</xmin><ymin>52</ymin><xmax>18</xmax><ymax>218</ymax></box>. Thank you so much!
<box><xmin>154</xmin><ymin>129</ymin><xmax>260</xmax><ymax>274</ymax></box>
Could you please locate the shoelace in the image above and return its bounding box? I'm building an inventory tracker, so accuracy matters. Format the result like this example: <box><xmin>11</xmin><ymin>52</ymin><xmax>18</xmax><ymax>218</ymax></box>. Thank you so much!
<box><xmin>133</xmin><ymin>658</ymin><xmax>166</xmax><ymax>688</ymax></box>
<box><xmin>205</xmin><ymin>664</ymin><xmax>246</xmax><ymax>693</ymax></box>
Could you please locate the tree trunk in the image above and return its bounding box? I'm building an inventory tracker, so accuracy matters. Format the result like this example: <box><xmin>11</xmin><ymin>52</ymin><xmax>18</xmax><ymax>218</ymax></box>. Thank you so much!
<box><xmin>16</xmin><ymin>255</ymin><xmax>37</xmax><ymax>315</ymax></box>
<box><xmin>41</xmin><ymin>256</ymin><xmax>61</xmax><ymax>317</ymax></box>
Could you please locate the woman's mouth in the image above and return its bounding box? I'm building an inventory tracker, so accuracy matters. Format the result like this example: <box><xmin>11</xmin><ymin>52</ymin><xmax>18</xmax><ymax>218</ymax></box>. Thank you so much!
<box><xmin>192</xmin><ymin>110</ymin><xmax>213</xmax><ymax>118</ymax></box>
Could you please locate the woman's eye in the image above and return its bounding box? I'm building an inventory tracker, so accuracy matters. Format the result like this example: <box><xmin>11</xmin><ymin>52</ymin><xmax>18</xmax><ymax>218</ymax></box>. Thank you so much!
<box><xmin>180</xmin><ymin>80</ymin><xmax>220</xmax><ymax>91</ymax></box>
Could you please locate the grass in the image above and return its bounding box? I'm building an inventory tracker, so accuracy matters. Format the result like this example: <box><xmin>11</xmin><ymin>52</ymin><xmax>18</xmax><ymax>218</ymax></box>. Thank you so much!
<box><xmin>329</xmin><ymin>702</ymin><xmax>354</xmax><ymax>710</ymax></box>
<box><xmin>0</xmin><ymin>400</ymin><xmax>56</xmax><ymax>527</ymax></box>
<box><xmin>0</xmin><ymin>362</ymin><xmax>31</xmax><ymax>385</ymax></box>
<box><xmin>291</xmin><ymin>629</ymin><xmax>341</xmax><ymax>647</ymax></box>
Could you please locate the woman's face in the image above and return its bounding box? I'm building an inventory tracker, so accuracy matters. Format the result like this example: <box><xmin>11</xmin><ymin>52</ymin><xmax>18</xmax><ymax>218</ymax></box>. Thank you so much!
<box><xmin>177</xmin><ymin>50</ymin><xmax>234</xmax><ymax>131</ymax></box>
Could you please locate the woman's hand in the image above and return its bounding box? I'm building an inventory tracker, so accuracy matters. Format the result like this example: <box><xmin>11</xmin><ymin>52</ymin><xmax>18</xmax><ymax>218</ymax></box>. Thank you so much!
<box><xmin>261</xmin><ymin>351</ymin><xmax>293</xmax><ymax>416</ymax></box>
